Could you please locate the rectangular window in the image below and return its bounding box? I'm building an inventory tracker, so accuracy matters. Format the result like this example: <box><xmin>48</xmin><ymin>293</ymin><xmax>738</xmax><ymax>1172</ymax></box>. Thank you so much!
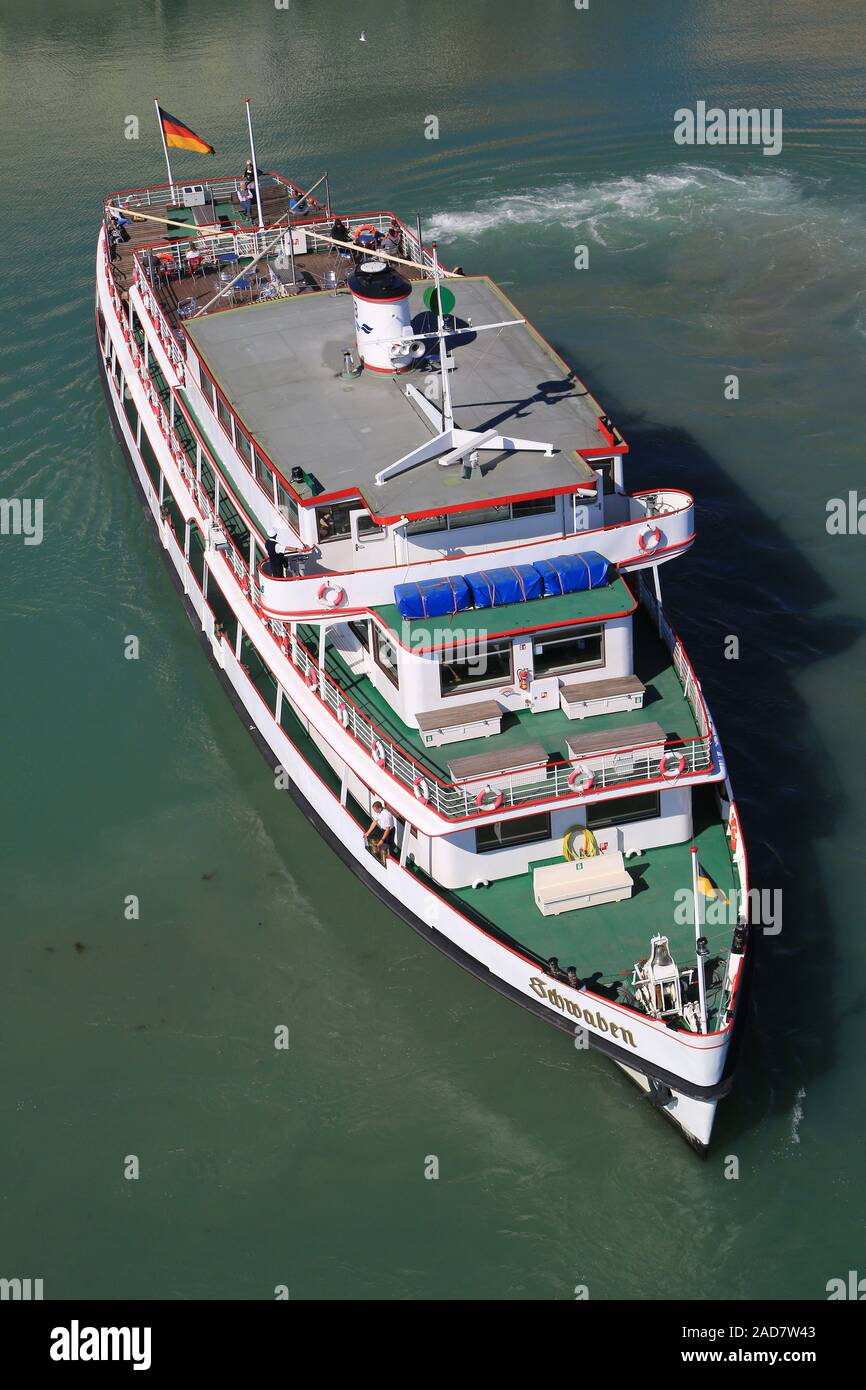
<box><xmin>440</xmin><ymin>637</ymin><xmax>512</xmax><ymax>696</ymax></box>
<box><xmin>373</xmin><ymin>625</ymin><xmax>400</xmax><ymax>688</ymax></box>
<box><xmin>476</xmin><ymin>812</ymin><xmax>551</xmax><ymax>854</ymax></box>
<box><xmin>276</xmin><ymin>480</ymin><xmax>299</xmax><ymax>533</ymax></box>
<box><xmin>254</xmin><ymin>448</ymin><xmax>271</xmax><ymax>491</ymax></box>
<box><xmin>407</xmin><ymin>513</ymin><xmax>448</xmax><ymax>536</ymax></box>
<box><xmin>449</xmin><ymin>503</ymin><xmax>509</xmax><ymax>530</ymax></box>
<box><xmin>511</xmin><ymin>496</ymin><xmax>557</xmax><ymax>519</ymax></box>
<box><xmin>355</xmin><ymin>511</ymin><xmax>386</xmax><ymax>541</ymax></box>
<box><xmin>235</xmin><ymin>428</ymin><xmax>253</xmax><ymax>470</ymax></box>
<box><xmin>532</xmin><ymin>624</ymin><xmax>603</xmax><ymax>678</ymax></box>
<box><xmin>216</xmin><ymin>393</ymin><xmax>233</xmax><ymax>439</ymax></box>
<box><xmin>585</xmin><ymin>791</ymin><xmax>660</xmax><ymax>831</ymax></box>
<box><xmin>317</xmin><ymin>503</ymin><xmax>353</xmax><ymax>542</ymax></box>
<box><xmin>201</xmin><ymin>376</ymin><xmax>216</xmax><ymax>413</ymax></box>
<box><xmin>347</xmin><ymin>619</ymin><xmax>370</xmax><ymax>650</ymax></box>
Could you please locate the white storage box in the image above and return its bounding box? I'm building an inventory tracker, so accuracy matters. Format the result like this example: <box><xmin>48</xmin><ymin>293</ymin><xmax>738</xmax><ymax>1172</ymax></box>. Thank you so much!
<box><xmin>533</xmin><ymin>852</ymin><xmax>633</xmax><ymax>916</ymax></box>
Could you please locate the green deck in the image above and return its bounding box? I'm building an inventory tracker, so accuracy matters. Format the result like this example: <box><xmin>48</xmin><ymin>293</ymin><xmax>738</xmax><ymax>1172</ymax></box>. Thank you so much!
<box><xmin>165</xmin><ymin>201</ymin><xmax>243</xmax><ymax>237</ymax></box>
<box><xmin>309</xmin><ymin>603</ymin><xmax>700</xmax><ymax>784</ymax></box>
<box><xmin>375</xmin><ymin>575</ymin><xmax>636</xmax><ymax>650</ymax></box>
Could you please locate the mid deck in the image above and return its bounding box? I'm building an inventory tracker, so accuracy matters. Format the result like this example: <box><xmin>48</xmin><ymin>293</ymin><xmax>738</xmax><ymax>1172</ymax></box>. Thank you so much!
<box><xmin>302</xmin><ymin>603</ymin><xmax>702</xmax><ymax>787</ymax></box>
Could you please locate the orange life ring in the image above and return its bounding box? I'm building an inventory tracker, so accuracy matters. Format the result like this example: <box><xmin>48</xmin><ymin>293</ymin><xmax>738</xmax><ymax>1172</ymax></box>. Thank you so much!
<box><xmin>660</xmin><ymin>750</ymin><xmax>686</xmax><ymax>779</ymax></box>
<box><xmin>475</xmin><ymin>785</ymin><xmax>503</xmax><ymax>812</ymax></box>
<box><xmin>413</xmin><ymin>776</ymin><xmax>430</xmax><ymax>804</ymax></box>
<box><xmin>568</xmin><ymin>766</ymin><xmax>594</xmax><ymax>794</ymax></box>
<box><xmin>638</xmin><ymin>524</ymin><xmax>662</xmax><ymax>552</ymax></box>
<box><xmin>355</xmin><ymin>224</ymin><xmax>378</xmax><ymax>243</ymax></box>
<box><xmin>318</xmin><ymin>581</ymin><xmax>346</xmax><ymax>608</ymax></box>
<box><xmin>371</xmin><ymin>739</ymin><xmax>386</xmax><ymax>767</ymax></box>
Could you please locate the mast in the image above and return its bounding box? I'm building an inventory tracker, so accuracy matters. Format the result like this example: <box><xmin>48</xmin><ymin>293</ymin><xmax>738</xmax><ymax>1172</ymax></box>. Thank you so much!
<box><xmin>244</xmin><ymin>97</ymin><xmax>265</xmax><ymax>231</ymax></box>
<box><xmin>430</xmin><ymin>240</ymin><xmax>454</xmax><ymax>433</ymax></box>
<box><xmin>154</xmin><ymin>98</ymin><xmax>174</xmax><ymax>200</ymax></box>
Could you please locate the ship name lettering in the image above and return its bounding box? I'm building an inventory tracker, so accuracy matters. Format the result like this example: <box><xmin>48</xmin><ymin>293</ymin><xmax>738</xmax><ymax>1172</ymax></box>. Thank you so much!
<box><xmin>529</xmin><ymin>977</ymin><xmax>636</xmax><ymax>1049</ymax></box>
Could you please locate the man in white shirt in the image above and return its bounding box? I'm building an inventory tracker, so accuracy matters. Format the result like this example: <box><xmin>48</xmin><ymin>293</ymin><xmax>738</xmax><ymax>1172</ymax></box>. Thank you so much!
<box><xmin>366</xmin><ymin>800</ymin><xmax>396</xmax><ymax>866</ymax></box>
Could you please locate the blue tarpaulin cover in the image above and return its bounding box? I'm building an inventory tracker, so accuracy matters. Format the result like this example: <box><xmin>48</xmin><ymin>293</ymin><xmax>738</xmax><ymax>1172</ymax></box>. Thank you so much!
<box><xmin>393</xmin><ymin>575</ymin><xmax>472</xmax><ymax>620</ymax></box>
<box><xmin>464</xmin><ymin>564</ymin><xmax>544</xmax><ymax>609</ymax></box>
<box><xmin>533</xmin><ymin>550</ymin><xmax>609</xmax><ymax>597</ymax></box>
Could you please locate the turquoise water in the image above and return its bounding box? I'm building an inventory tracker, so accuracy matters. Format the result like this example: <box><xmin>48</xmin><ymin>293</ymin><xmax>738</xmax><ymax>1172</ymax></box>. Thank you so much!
<box><xmin>2</xmin><ymin>0</ymin><xmax>865</xmax><ymax>1299</ymax></box>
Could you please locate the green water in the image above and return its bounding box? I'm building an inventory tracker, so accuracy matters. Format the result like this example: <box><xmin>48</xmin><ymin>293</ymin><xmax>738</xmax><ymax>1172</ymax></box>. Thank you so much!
<box><xmin>2</xmin><ymin>0</ymin><xmax>865</xmax><ymax>1299</ymax></box>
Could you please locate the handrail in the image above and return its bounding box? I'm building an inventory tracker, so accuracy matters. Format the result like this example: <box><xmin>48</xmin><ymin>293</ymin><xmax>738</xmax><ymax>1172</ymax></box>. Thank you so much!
<box><xmin>273</xmin><ymin>626</ymin><xmax>712</xmax><ymax>822</ymax></box>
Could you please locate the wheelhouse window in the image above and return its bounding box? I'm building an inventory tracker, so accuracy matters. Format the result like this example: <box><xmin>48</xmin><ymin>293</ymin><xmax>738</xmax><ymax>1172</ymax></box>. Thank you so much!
<box><xmin>476</xmin><ymin>811</ymin><xmax>551</xmax><ymax>854</ymax></box>
<box><xmin>585</xmin><ymin>791</ymin><xmax>660</xmax><ymax>831</ymax></box>
<box><xmin>449</xmin><ymin>503</ymin><xmax>510</xmax><ymax>530</ymax></box>
<box><xmin>440</xmin><ymin>637</ymin><xmax>512</xmax><ymax>696</ymax></box>
<box><xmin>201</xmin><ymin>376</ymin><xmax>216</xmax><ymax>413</ymax></box>
<box><xmin>373</xmin><ymin>626</ymin><xmax>400</xmax><ymax>688</ymax></box>
<box><xmin>407</xmin><ymin>513</ymin><xmax>447</xmax><ymax>536</ymax></box>
<box><xmin>532</xmin><ymin>624</ymin><xmax>603</xmax><ymax>677</ymax></box>
<box><xmin>235</xmin><ymin>428</ymin><xmax>253</xmax><ymax>471</ymax></box>
<box><xmin>355</xmin><ymin>510</ymin><xmax>386</xmax><ymax>541</ymax></box>
<box><xmin>316</xmin><ymin>503</ymin><xmax>353</xmax><ymax>542</ymax></box>
<box><xmin>216</xmin><ymin>393</ymin><xmax>233</xmax><ymax>439</ymax></box>
<box><xmin>511</xmin><ymin>496</ymin><xmax>557</xmax><ymax>519</ymax></box>
<box><xmin>276</xmin><ymin>480</ymin><xmax>299</xmax><ymax>533</ymax></box>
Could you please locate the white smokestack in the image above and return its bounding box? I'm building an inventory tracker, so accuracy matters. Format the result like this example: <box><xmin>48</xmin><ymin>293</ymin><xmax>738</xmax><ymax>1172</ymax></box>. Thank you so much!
<box><xmin>348</xmin><ymin>260</ymin><xmax>415</xmax><ymax>373</ymax></box>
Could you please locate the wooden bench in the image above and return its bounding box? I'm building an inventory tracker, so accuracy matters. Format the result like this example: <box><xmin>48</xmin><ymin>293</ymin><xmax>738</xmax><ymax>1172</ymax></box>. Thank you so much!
<box><xmin>416</xmin><ymin>698</ymin><xmax>502</xmax><ymax>749</ymax></box>
<box><xmin>560</xmin><ymin>674</ymin><xmax>646</xmax><ymax>721</ymax></box>
<box><xmin>533</xmin><ymin>853</ymin><xmax>633</xmax><ymax>916</ymax></box>
<box><xmin>566</xmin><ymin>720</ymin><xmax>666</xmax><ymax>760</ymax></box>
<box><xmin>448</xmin><ymin>739</ymin><xmax>549</xmax><ymax>792</ymax></box>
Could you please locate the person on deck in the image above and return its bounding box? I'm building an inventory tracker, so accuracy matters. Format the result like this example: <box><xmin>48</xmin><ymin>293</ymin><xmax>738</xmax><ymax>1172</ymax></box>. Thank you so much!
<box><xmin>331</xmin><ymin>217</ymin><xmax>350</xmax><ymax>250</ymax></box>
<box><xmin>264</xmin><ymin>531</ymin><xmax>286</xmax><ymax>578</ymax></box>
<box><xmin>238</xmin><ymin>180</ymin><xmax>255</xmax><ymax>220</ymax></box>
<box><xmin>366</xmin><ymin>801</ymin><xmax>396</xmax><ymax>866</ymax></box>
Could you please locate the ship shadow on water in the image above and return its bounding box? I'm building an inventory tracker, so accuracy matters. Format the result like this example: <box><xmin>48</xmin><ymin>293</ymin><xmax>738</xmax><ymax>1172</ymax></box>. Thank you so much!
<box><xmin>599</xmin><ymin>405</ymin><xmax>851</xmax><ymax>1151</ymax></box>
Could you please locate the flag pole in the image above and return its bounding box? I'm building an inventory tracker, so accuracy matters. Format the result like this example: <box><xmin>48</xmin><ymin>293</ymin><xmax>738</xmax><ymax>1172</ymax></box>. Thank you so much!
<box><xmin>154</xmin><ymin>98</ymin><xmax>175</xmax><ymax>201</ymax></box>
<box><xmin>244</xmin><ymin>97</ymin><xmax>264</xmax><ymax>231</ymax></box>
<box><xmin>690</xmin><ymin>846</ymin><xmax>708</xmax><ymax>1033</ymax></box>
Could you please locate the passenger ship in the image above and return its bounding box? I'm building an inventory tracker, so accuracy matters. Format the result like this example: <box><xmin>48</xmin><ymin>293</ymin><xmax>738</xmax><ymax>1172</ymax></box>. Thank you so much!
<box><xmin>96</xmin><ymin>167</ymin><xmax>749</xmax><ymax>1151</ymax></box>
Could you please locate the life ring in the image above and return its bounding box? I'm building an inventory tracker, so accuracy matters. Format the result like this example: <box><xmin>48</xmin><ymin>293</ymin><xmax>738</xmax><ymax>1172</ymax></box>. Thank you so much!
<box><xmin>568</xmin><ymin>766</ymin><xmax>594</xmax><ymax>794</ymax></box>
<box><xmin>355</xmin><ymin>224</ymin><xmax>378</xmax><ymax>243</ymax></box>
<box><xmin>638</xmin><ymin>524</ymin><xmax>662</xmax><ymax>553</ymax></box>
<box><xmin>305</xmin><ymin>665</ymin><xmax>319</xmax><ymax>690</ymax></box>
<box><xmin>660</xmin><ymin>750</ymin><xmax>686</xmax><ymax>779</ymax></box>
<box><xmin>475</xmin><ymin>785</ymin><xmax>503</xmax><ymax>812</ymax></box>
<box><xmin>337</xmin><ymin>701</ymin><xmax>350</xmax><ymax>729</ymax></box>
<box><xmin>318</xmin><ymin>581</ymin><xmax>346</xmax><ymax>608</ymax></box>
<box><xmin>413</xmin><ymin>776</ymin><xmax>430</xmax><ymax>804</ymax></box>
<box><xmin>371</xmin><ymin>739</ymin><xmax>386</xmax><ymax>767</ymax></box>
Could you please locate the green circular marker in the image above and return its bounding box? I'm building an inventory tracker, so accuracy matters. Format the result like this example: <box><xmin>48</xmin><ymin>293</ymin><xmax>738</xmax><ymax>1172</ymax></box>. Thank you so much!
<box><xmin>423</xmin><ymin>284</ymin><xmax>456</xmax><ymax>317</ymax></box>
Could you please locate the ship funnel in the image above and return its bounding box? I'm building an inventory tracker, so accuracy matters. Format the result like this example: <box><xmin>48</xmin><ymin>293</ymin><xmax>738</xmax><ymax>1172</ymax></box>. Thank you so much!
<box><xmin>348</xmin><ymin>260</ymin><xmax>415</xmax><ymax>373</ymax></box>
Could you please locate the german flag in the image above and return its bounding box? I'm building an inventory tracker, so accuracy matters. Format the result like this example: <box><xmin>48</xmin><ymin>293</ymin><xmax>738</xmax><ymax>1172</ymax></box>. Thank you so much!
<box><xmin>158</xmin><ymin>105</ymin><xmax>215</xmax><ymax>155</ymax></box>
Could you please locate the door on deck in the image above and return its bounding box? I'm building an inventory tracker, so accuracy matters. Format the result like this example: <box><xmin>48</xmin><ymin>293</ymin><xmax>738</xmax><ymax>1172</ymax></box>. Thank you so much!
<box><xmin>350</xmin><ymin>508</ymin><xmax>391</xmax><ymax>566</ymax></box>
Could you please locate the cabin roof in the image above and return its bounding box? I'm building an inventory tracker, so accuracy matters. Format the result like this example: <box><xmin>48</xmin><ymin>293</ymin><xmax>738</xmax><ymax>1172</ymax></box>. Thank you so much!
<box><xmin>184</xmin><ymin>276</ymin><xmax>602</xmax><ymax>522</ymax></box>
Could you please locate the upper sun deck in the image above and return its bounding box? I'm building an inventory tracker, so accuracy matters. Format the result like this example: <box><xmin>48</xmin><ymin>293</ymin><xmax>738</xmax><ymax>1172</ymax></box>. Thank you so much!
<box><xmin>183</xmin><ymin>276</ymin><xmax>600</xmax><ymax>521</ymax></box>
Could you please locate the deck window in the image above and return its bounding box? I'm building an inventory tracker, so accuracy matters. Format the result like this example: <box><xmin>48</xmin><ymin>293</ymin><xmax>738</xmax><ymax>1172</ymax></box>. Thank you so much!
<box><xmin>317</xmin><ymin>504</ymin><xmax>353</xmax><ymax>542</ymax></box>
<box><xmin>585</xmin><ymin>791</ymin><xmax>660</xmax><ymax>831</ymax></box>
<box><xmin>440</xmin><ymin>637</ymin><xmax>512</xmax><ymax>696</ymax></box>
<box><xmin>253</xmin><ymin>448</ymin><xmax>271</xmax><ymax>491</ymax></box>
<box><xmin>511</xmin><ymin>496</ymin><xmax>557</xmax><ymax>519</ymax></box>
<box><xmin>216</xmin><ymin>393</ymin><xmax>233</xmax><ymax>440</ymax></box>
<box><xmin>373</xmin><ymin>626</ymin><xmax>400</xmax><ymax>688</ymax></box>
<box><xmin>276</xmin><ymin>481</ymin><xmax>299</xmax><ymax>533</ymax></box>
<box><xmin>476</xmin><ymin>812</ymin><xmax>551</xmax><ymax>854</ymax></box>
<box><xmin>201</xmin><ymin>376</ymin><xmax>216</xmax><ymax>413</ymax></box>
<box><xmin>449</xmin><ymin>503</ymin><xmax>510</xmax><ymax>530</ymax></box>
<box><xmin>235</xmin><ymin>429</ymin><xmax>253</xmax><ymax>470</ymax></box>
<box><xmin>407</xmin><ymin>513</ymin><xmax>448</xmax><ymax>536</ymax></box>
<box><xmin>532</xmin><ymin>624</ymin><xmax>604</xmax><ymax>677</ymax></box>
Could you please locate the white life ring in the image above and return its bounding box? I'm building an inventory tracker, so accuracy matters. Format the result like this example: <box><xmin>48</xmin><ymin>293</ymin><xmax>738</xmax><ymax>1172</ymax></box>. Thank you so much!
<box><xmin>337</xmin><ymin>701</ymin><xmax>350</xmax><ymax>729</ymax></box>
<box><xmin>305</xmin><ymin>665</ymin><xmax>319</xmax><ymax>690</ymax></box>
<box><xmin>638</xmin><ymin>524</ymin><xmax>662</xmax><ymax>553</ymax></box>
<box><xmin>475</xmin><ymin>785</ymin><xmax>503</xmax><ymax>812</ymax></box>
<box><xmin>568</xmin><ymin>766</ymin><xmax>594</xmax><ymax>793</ymax></box>
<box><xmin>318</xmin><ymin>581</ymin><xmax>346</xmax><ymax>608</ymax></box>
<box><xmin>413</xmin><ymin>776</ymin><xmax>430</xmax><ymax>804</ymax></box>
<box><xmin>371</xmin><ymin>739</ymin><xmax>386</xmax><ymax>767</ymax></box>
<box><xmin>660</xmin><ymin>750</ymin><xmax>686</xmax><ymax>779</ymax></box>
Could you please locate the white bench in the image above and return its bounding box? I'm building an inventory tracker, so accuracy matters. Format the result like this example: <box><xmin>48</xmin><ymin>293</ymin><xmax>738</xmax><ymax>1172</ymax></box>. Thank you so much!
<box><xmin>533</xmin><ymin>852</ymin><xmax>633</xmax><ymax>916</ymax></box>
<box><xmin>560</xmin><ymin>674</ymin><xmax>646</xmax><ymax>721</ymax></box>
<box><xmin>417</xmin><ymin>699</ymin><xmax>502</xmax><ymax>749</ymax></box>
